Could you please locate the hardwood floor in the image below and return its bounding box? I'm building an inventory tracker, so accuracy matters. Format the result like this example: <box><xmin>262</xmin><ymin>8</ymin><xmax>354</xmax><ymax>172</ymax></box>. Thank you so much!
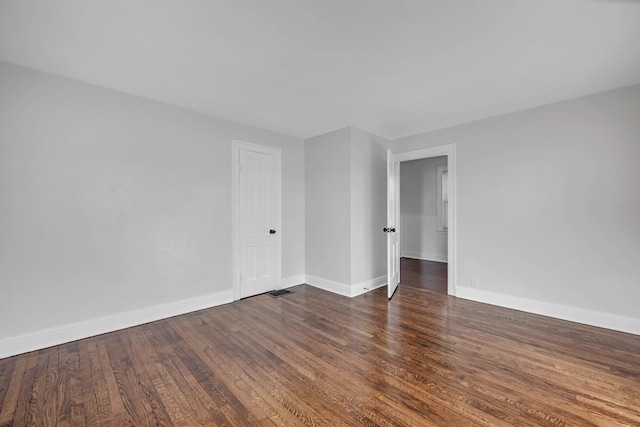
<box><xmin>1</xmin><ymin>285</ymin><xmax>640</xmax><ymax>426</ymax></box>
<box><xmin>400</xmin><ymin>257</ymin><xmax>447</xmax><ymax>293</ymax></box>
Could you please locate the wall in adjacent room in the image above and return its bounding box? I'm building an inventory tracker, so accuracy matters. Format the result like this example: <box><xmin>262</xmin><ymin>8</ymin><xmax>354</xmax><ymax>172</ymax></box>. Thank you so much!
<box><xmin>0</xmin><ymin>61</ymin><xmax>305</xmax><ymax>356</ymax></box>
<box><xmin>400</xmin><ymin>156</ymin><xmax>448</xmax><ymax>262</ymax></box>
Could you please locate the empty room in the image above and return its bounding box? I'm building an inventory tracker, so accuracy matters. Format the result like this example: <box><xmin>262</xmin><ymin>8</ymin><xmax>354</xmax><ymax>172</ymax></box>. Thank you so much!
<box><xmin>1</xmin><ymin>1</ymin><xmax>639</xmax><ymax>426</ymax></box>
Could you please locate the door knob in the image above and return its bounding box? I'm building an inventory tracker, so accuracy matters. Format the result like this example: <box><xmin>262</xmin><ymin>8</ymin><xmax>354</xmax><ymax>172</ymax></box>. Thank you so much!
<box><xmin>383</xmin><ymin>227</ymin><xmax>396</xmax><ymax>233</ymax></box>
<box><xmin>383</xmin><ymin>227</ymin><xmax>389</xmax><ymax>232</ymax></box>
<box><xmin>269</xmin><ymin>229</ymin><xmax>276</xmax><ymax>234</ymax></box>
<box><xmin>390</xmin><ymin>228</ymin><xmax>396</xmax><ymax>232</ymax></box>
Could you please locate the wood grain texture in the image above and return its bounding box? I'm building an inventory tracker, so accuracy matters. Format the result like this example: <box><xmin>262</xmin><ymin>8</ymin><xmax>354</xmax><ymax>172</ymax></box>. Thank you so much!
<box><xmin>400</xmin><ymin>257</ymin><xmax>447</xmax><ymax>293</ymax></box>
<box><xmin>1</xmin><ymin>283</ymin><xmax>639</xmax><ymax>426</ymax></box>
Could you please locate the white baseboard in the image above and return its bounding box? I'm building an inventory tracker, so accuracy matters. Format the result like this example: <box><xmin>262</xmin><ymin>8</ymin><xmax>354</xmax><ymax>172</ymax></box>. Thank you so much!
<box><xmin>351</xmin><ymin>275</ymin><xmax>387</xmax><ymax>297</ymax></box>
<box><xmin>0</xmin><ymin>290</ymin><xmax>233</xmax><ymax>359</ymax></box>
<box><xmin>401</xmin><ymin>251</ymin><xmax>447</xmax><ymax>263</ymax></box>
<box><xmin>305</xmin><ymin>274</ymin><xmax>386</xmax><ymax>298</ymax></box>
<box><xmin>305</xmin><ymin>275</ymin><xmax>352</xmax><ymax>297</ymax></box>
<box><xmin>280</xmin><ymin>275</ymin><xmax>305</xmax><ymax>289</ymax></box>
<box><xmin>456</xmin><ymin>286</ymin><xmax>640</xmax><ymax>336</ymax></box>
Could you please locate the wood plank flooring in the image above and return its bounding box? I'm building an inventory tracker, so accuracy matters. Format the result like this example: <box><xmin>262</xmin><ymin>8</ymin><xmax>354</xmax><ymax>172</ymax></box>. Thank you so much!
<box><xmin>1</xmin><ymin>284</ymin><xmax>640</xmax><ymax>426</ymax></box>
<box><xmin>399</xmin><ymin>258</ymin><xmax>447</xmax><ymax>293</ymax></box>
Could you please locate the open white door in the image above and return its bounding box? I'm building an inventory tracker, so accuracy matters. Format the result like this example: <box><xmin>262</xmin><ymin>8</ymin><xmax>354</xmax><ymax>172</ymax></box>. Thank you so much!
<box><xmin>386</xmin><ymin>150</ymin><xmax>400</xmax><ymax>299</ymax></box>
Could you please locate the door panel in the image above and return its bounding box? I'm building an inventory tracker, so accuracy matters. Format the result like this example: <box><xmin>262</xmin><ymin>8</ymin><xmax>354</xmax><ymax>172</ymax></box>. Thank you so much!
<box><xmin>240</xmin><ymin>149</ymin><xmax>278</xmax><ymax>298</ymax></box>
<box><xmin>387</xmin><ymin>150</ymin><xmax>400</xmax><ymax>299</ymax></box>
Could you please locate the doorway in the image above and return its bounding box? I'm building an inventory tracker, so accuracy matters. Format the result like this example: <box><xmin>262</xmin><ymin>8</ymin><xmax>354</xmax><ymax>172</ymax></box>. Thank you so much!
<box><xmin>389</xmin><ymin>144</ymin><xmax>456</xmax><ymax>296</ymax></box>
<box><xmin>232</xmin><ymin>141</ymin><xmax>282</xmax><ymax>300</ymax></box>
<box><xmin>399</xmin><ymin>155</ymin><xmax>448</xmax><ymax>293</ymax></box>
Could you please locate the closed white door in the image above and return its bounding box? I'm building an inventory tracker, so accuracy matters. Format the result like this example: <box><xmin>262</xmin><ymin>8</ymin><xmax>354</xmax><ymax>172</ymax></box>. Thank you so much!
<box><xmin>237</xmin><ymin>144</ymin><xmax>281</xmax><ymax>298</ymax></box>
<box><xmin>387</xmin><ymin>150</ymin><xmax>400</xmax><ymax>299</ymax></box>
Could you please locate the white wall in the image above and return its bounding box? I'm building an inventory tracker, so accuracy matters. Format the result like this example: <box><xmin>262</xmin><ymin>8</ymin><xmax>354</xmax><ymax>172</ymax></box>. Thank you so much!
<box><xmin>0</xmin><ymin>61</ymin><xmax>305</xmax><ymax>354</ymax></box>
<box><xmin>305</xmin><ymin>127</ymin><xmax>388</xmax><ymax>295</ymax></box>
<box><xmin>305</xmin><ymin>128</ymin><xmax>352</xmax><ymax>285</ymax></box>
<box><xmin>5</xmin><ymin>59</ymin><xmax>638</xmax><ymax>359</ymax></box>
<box><xmin>350</xmin><ymin>127</ymin><xmax>388</xmax><ymax>286</ymax></box>
<box><xmin>393</xmin><ymin>84</ymin><xmax>640</xmax><ymax>331</ymax></box>
<box><xmin>400</xmin><ymin>156</ymin><xmax>448</xmax><ymax>262</ymax></box>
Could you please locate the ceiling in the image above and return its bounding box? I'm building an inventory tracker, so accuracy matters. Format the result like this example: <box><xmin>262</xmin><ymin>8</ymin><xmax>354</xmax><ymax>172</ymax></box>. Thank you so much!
<box><xmin>1</xmin><ymin>1</ymin><xmax>639</xmax><ymax>140</ymax></box>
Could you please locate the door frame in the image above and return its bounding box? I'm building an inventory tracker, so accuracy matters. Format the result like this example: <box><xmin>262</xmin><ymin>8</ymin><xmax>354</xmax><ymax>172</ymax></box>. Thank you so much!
<box><xmin>232</xmin><ymin>140</ymin><xmax>282</xmax><ymax>301</ymax></box>
<box><xmin>395</xmin><ymin>143</ymin><xmax>457</xmax><ymax>296</ymax></box>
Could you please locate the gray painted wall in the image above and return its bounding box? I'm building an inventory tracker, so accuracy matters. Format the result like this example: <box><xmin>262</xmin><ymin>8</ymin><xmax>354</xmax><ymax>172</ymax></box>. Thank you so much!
<box><xmin>3</xmin><ymin>59</ymin><xmax>639</xmax><ymax>353</ymax></box>
<box><xmin>393</xmin><ymin>84</ymin><xmax>640</xmax><ymax>320</ymax></box>
<box><xmin>305</xmin><ymin>128</ymin><xmax>352</xmax><ymax>285</ymax></box>
<box><xmin>305</xmin><ymin>127</ymin><xmax>387</xmax><ymax>288</ymax></box>
<box><xmin>0</xmin><ymin>61</ymin><xmax>305</xmax><ymax>342</ymax></box>
<box><xmin>350</xmin><ymin>127</ymin><xmax>388</xmax><ymax>285</ymax></box>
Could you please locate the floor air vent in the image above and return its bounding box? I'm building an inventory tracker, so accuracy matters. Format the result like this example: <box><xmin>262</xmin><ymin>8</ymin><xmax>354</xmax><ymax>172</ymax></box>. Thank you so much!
<box><xmin>268</xmin><ymin>289</ymin><xmax>294</xmax><ymax>298</ymax></box>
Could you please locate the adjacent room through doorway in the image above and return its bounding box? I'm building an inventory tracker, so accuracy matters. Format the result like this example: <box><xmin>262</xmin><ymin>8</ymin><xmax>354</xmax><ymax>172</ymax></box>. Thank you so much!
<box><xmin>398</xmin><ymin>155</ymin><xmax>448</xmax><ymax>294</ymax></box>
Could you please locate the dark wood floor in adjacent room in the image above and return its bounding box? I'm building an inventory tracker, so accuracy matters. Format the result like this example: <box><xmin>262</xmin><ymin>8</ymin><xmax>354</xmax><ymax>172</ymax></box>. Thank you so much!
<box><xmin>399</xmin><ymin>257</ymin><xmax>447</xmax><ymax>293</ymax></box>
<box><xmin>1</xmin><ymin>284</ymin><xmax>639</xmax><ymax>426</ymax></box>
